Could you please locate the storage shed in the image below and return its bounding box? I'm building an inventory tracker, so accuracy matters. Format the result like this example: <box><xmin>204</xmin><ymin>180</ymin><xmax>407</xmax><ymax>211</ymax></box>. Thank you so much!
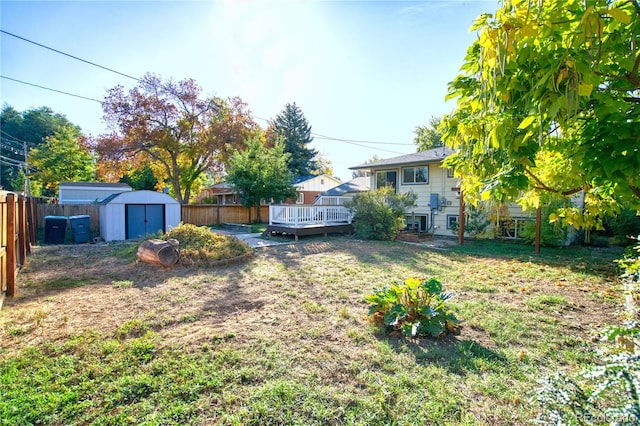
<box><xmin>99</xmin><ymin>191</ymin><xmax>181</xmax><ymax>241</ymax></box>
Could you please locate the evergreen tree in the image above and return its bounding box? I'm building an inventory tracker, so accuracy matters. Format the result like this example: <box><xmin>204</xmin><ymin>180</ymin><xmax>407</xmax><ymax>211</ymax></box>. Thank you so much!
<box><xmin>268</xmin><ymin>103</ymin><xmax>317</xmax><ymax>178</ymax></box>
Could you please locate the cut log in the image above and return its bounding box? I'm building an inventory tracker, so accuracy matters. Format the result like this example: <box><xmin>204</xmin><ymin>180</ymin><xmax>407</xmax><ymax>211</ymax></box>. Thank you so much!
<box><xmin>137</xmin><ymin>239</ymin><xmax>180</xmax><ymax>267</ymax></box>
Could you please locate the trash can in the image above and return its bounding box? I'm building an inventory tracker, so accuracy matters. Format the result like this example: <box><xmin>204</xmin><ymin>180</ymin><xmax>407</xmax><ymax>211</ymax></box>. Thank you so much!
<box><xmin>44</xmin><ymin>216</ymin><xmax>68</xmax><ymax>244</ymax></box>
<box><xmin>69</xmin><ymin>215</ymin><xmax>91</xmax><ymax>244</ymax></box>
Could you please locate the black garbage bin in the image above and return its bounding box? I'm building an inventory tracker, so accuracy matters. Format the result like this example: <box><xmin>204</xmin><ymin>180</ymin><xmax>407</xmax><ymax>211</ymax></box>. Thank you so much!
<box><xmin>44</xmin><ymin>216</ymin><xmax>68</xmax><ymax>244</ymax></box>
<box><xmin>69</xmin><ymin>215</ymin><xmax>91</xmax><ymax>243</ymax></box>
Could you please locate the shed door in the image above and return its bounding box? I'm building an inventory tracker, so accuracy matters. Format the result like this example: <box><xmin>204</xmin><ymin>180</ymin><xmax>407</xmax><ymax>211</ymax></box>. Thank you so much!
<box><xmin>125</xmin><ymin>204</ymin><xmax>165</xmax><ymax>239</ymax></box>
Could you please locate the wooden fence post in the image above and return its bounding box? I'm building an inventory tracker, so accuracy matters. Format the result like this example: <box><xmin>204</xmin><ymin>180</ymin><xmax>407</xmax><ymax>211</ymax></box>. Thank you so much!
<box><xmin>458</xmin><ymin>191</ymin><xmax>465</xmax><ymax>246</ymax></box>
<box><xmin>18</xmin><ymin>195</ymin><xmax>27</xmax><ymax>266</ymax></box>
<box><xmin>6</xmin><ymin>193</ymin><xmax>16</xmax><ymax>297</ymax></box>
<box><xmin>535</xmin><ymin>206</ymin><xmax>541</xmax><ymax>254</ymax></box>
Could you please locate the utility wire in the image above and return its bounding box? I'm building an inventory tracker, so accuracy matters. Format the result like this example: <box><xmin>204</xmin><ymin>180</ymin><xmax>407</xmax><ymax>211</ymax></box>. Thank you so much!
<box><xmin>1</xmin><ymin>76</ymin><xmax>103</xmax><ymax>103</ymax></box>
<box><xmin>1</xmin><ymin>30</ymin><xmax>141</xmax><ymax>82</ymax></box>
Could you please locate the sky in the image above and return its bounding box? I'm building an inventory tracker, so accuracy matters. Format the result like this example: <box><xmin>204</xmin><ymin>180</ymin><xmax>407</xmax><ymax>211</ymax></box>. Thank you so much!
<box><xmin>0</xmin><ymin>0</ymin><xmax>499</xmax><ymax>182</ymax></box>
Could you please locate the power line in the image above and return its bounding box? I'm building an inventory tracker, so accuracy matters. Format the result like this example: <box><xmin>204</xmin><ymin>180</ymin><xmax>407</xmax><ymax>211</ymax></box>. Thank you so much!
<box><xmin>1</xmin><ymin>76</ymin><xmax>103</xmax><ymax>103</ymax></box>
<box><xmin>1</xmin><ymin>30</ymin><xmax>141</xmax><ymax>82</ymax></box>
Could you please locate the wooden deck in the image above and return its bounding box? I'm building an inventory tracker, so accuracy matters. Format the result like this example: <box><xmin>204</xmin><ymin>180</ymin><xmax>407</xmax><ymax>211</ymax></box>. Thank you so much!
<box><xmin>265</xmin><ymin>204</ymin><xmax>354</xmax><ymax>241</ymax></box>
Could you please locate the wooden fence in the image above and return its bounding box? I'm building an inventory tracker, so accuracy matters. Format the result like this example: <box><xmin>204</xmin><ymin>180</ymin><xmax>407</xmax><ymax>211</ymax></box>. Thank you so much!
<box><xmin>181</xmin><ymin>205</ymin><xmax>269</xmax><ymax>226</ymax></box>
<box><xmin>37</xmin><ymin>204</ymin><xmax>101</xmax><ymax>233</ymax></box>
<box><xmin>1</xmin><ymin>192</ymin><xmax>37</xmax><ymax>300</ymax></box>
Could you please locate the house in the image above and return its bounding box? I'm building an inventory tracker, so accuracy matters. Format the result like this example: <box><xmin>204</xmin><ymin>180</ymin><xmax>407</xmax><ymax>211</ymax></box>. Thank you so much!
<box><xmin>350</xmin><ymin>147</ymin><xmax>531</xmax><ymax>238</ymax></box>
<box><xmin>195</xmin><ymin>182</ymin><xmax>238</xmax><ymax>205</ymax></box>
<box><xmin>58</xmin><ymin>181</ymin><xmax>132</xmax><ymax>205</ymax></box>
<box><xmin>291</xmin><ymin>174</ymin><xmax>342</xmax><ymax>204</ymax></box>
<box><xmin>314</xmin><ymin>176</ymin><xmax>370</xmax><ymax>205</ymax></box>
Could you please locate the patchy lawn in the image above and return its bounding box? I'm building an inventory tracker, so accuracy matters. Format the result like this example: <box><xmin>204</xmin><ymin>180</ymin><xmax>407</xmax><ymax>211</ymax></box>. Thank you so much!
<box><xmin>0</xmin><ymin>237</ymin><xmax>625</xmax><ymax>425</ymax></box>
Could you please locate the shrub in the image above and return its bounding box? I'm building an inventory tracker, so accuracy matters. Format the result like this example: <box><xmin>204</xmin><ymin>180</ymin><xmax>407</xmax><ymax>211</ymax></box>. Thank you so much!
<box><xmin>162</xmin><ymin>223</ymin><xmax>252</xmax><ymax>266</ymax></box>
<box><xmin>365</xmin><ymin>277</ymin><xmax>460</xmax><ymax>338</ymax></box>
<box><xmin>345</xmin><ymin>187</ymin><xmax>417</xmax><ymax>240</ymax></box>
<box><xmin>521</xmin><ymin>198</ymin><xmax>572</xmax><ymax>247</ymax></box>
<box><xmin>604</xmin><ymin>206</ymin><xmax>640</xmax><ymax>246</ymax></box>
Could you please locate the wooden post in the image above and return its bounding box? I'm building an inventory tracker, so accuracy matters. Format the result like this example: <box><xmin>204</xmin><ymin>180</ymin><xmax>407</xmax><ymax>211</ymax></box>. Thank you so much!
<box><xmin>17</xmin><ymin>195</ymin><xmax>27</xmax><ymax>266</ymax></box>
<box><xmin>535</xmin><ymin>206</ymin><xmax>541</xmax><ymax>254</ymax></box>
<box><xmin>6</xmin><ymin>193</ymin><xmax>16</xmax><ymax>297</ymax></box>
<box><xmin>26</xmin><ymin>196</ymin><xmax>37</xmax><ymax>248</ymax></box>
<box><xmin>458</xmin><ymin>191</ymin><xmax>465</xmax><ymax>245</ymax></box>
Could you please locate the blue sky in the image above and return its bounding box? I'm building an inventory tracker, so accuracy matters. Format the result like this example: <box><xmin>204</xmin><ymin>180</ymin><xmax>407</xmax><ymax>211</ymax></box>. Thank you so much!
<box><xmin>1</xmin><ymin>0</ymin><xmax>498</xmax><ymax>182</ymax></box>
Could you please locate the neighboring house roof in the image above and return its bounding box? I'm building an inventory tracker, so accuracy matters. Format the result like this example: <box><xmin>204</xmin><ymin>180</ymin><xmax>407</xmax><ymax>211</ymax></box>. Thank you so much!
<box><xmin>350</xmin><ymin>147</ymin><xmax>455</xmax><ymax>170</ymax></box>
<box><xmin>59</xmin><ymin>181</ymin><xmax>132</xmax><ymax>189</ymax></box>
<box><xmin>202</xmin><ymin>182</ymin><xmax>235</xmax><ymax>195</ymax></box>
<box><xmin>321</xmin><ymin>177</ymin><xmax>370</xmax><ymax>197</ymax></box>
<box><xmin>291</xmin><ymin>175</ymin><xmax>317</xmax><ymax>185</ymax></box>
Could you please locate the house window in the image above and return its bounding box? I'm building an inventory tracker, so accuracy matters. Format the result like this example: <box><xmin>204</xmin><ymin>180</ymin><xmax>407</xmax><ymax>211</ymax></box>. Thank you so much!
<box><xmin>446</xmin><ymin>215</ymin><xmax>458</xmax><ymax>229</ymax></box>
<box><xmin>321</xmin><ymin>179</ymin><xmax>324</xmax><ymax>185</ymax></box>
<box><xmin>402</xmin><ymin>166</ymin><xmax>428</xmax><ymax>184</ymax></box>
<box><xmin>375</xmin><ymin>170</ymin><xmax>397</xmax><ymax>191</ymax></box>
<box><xmin>296</xmin><ymin>192</ymin><xmax>304</xmax><ymax>204</ymax></box>
<box><xmin>447</xmin><ymin>168</ymin><xmax>455</xmax><ymax>178</ymax></box>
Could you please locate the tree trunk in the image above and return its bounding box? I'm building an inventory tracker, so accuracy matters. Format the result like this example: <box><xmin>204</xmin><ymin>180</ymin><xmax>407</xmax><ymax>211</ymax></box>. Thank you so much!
<box><xmin>137</xmin><ymin>239</ymin><xmax>180</xmax><ymax>267</ymax></box>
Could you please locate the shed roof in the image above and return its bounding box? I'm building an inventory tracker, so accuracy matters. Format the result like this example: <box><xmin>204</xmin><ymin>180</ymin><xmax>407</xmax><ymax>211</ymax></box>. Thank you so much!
<box><xmin>100</xmin><ymin>190</ymin><xmax>179</xmax><ymax>205</ymax></box>
<box><xmin>60</xmin><ymin>181</ymin><xmax>132</xmax><ymax>189</ymax></box>
<box><xmin>321</xmin><ymin>177</ymin><xmax>370</xmax><ymax>196</ymax></box>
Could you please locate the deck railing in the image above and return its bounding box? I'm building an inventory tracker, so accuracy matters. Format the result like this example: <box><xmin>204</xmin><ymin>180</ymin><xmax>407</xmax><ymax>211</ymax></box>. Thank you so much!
<box><xmin>313</xmin><ymin>196</ymin><xmax>353</xmax><ymax>206</ymax></box>
<box><xmin>269</xmin><ymin>204</ymin><xmax>353</xmax><ymax>227</ymax></box>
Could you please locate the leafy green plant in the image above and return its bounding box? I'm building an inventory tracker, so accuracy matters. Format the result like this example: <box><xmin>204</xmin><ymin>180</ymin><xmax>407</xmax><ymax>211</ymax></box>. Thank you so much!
<box><xmin>345</xmin><ymin>187</ymin><xmax>417</xmax><ymax>240</ymax></box>
<box><xmin>365</xmin><ymin>277</ymin><xmax>460</xmax><ymax>338</ymax></box>
<box><xmin>521</xmin><ymin>197</ymin><xmax>573</xmax><ymax>247</ymax></box>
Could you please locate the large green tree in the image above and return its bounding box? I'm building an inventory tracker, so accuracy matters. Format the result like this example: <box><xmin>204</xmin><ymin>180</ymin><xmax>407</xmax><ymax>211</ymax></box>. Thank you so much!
<box><xmin>0</xmin><ymin>105</ymin><xmax>80</xmax><ymax>190</ymax></box>
<box><xmin>94</xmin><ymin>74</ymin><xmax>258</xmax><ymax>204</ymax></box>
<box><xmin>28</xmin><ymin>126</ymin><xmax>95</xmax><ymax>197</ymax></box>
<box><xmin>414</xmin><ymin>116</ymin><xmax>443</xmax><ymax>151</ymax></box>
<box><xmin>225</xmin><ymin>136</ymin><xmax>297</xmax><ymax>223</ymax></box>
<box><xmin>267</xmin><ymin>102</ymin><xmax>318</xmax><ymax>178</ymax></box>
<box><xmin>442</xmin><ymin>0</ymin><xmax>640</xmax><ymax>230</ymax></box>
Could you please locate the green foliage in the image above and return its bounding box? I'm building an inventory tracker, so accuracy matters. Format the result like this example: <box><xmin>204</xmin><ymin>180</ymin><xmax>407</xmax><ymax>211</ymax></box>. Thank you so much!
<box><xmin>450</xmin><ymin>206</ymin><xmax>492</xmax><ymax>239</ymax></box>
<box><xmin>0</xmin><ymin>105</ymin><xmax>81</xmax><ymax>191</ymax></box>
<box><xmin>442</xmin><ymin>0</ymin><xmax>640</xmax><ymax>228</ymax></box>
<box><xmin>162</xmin><ymin>223</ymin><xmax>251</xmax><ymax>266</ymax></box>
<box><xmin>28</xmin><ymin>126</ymin><xmax>95</xmax><ymax>197</ymax></box>
<box><xmin>118</xmin><ymin>162</ymin><xmax>158</xmax><ymax>191</ymax></box>
<box><xmin>365</xmin><ymin>277</ymin><xmax>460</xmax><ymax>338</ymax></box>
<box><xmin>520</xmin><ymin>197</ymin><xmax>572</xmax><ymax>247</ymax></box>
<box><xmin>345</xmin><ymin>187</ymin><xmax>417</xmax><ymax>240</ymax></box>
<box><xmin>226</xmin><ymin>136</ymin><xmax>298</xmax><ymax>223</ymax></box>
<box><xmin>268</xmin><ymin>102</ymin><xmax>317</xmax><ymax>178</ymax></box>
<box><xmin>413</xmin><ymin>116</ymin><xmax>443</xmax><ymax>151</ymax></box>
<box><xmin>604</xmin><ymin>207</ymin><xmax>640</xmax><ymax>246</ymax></box>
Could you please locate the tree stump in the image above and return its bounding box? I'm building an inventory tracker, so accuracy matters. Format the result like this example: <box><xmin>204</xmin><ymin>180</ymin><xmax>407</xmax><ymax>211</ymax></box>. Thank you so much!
<box><xmin>137</xmin><ymin>239</ymin><xmax>180</xmax><ymax>267</ymax></box>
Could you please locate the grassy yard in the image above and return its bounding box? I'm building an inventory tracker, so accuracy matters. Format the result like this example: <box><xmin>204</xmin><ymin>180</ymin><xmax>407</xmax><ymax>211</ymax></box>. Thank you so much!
<box><xmin>0</xmin><ymin>237</ymin><xmax>624</xmax><ymax>425</ymax></box>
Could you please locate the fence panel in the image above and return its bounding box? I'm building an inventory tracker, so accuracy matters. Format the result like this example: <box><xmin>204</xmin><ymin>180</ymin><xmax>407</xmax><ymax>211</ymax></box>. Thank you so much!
<box><xmin>37</xmin><ymin>204</ymin><xmax>101</xmax><ymax>233</ymax></box>
<box><xmin>181</xmin><ymin>205</ymin><xmax>269</xmax><ymax>226</ymax></box>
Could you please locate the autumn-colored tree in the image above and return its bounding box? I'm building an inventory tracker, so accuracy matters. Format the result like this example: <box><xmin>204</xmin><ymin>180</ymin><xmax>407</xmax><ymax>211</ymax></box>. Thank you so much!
<box><xmin>28</xmin><ymin>126</ymin><xmax>95</xmax><ymax>197</ymax></box>
<box><xmin>442</xmin><ymin>0</ymin><xmax>640</xmax><ymax>233</ymax></box>
<box><xmin>94</xmin><ymin>74</ymin><xmax>257</xmax><ymax>204</ymax></box>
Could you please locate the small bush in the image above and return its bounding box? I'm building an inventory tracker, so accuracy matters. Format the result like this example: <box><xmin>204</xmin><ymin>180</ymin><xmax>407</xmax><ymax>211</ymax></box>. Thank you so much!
<box><xmin>345</xmin><ymin>187</ymin><xmax>417</xmax><ymax>240</ymax></box>
<box><xmin>521</xmin><ymin>198</ymin><xmax>572</xmax><ymax>247</ymax></box>
<box><xmin>365</xmin><ymin>277</ymin><xmax>460</xmax><ymax>338</ymax></box>
<box><xmin>162</xmin><ymin>223</ymin><xmax>252</xmax><ymax>267</ymax></box>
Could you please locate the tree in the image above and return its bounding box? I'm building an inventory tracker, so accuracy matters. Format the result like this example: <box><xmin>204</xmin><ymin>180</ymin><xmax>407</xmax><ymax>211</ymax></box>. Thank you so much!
<box><xmin>311</xmin><ymin>152</ymin><xmax>335</xmax><ymax>176</ymax></box>
<box><xmin>94</xmin><ymin>74</ymin><xmax>257</xmax><ymax>204</ymax></box>
<box><xmin>119</xmin><ymin>162</ymin><xmax>159</xmax><ymax>191</ymax></box>
<box><xmin>225</xmin><ymin>136</ymin><xmax>298</xmax><ymax>223</ymax></box>
<box><xmin>267</xmin><ymin>102</ymin><xmax>318</xmax><ymax>177</ymax></box>
<box><xmin>28</xmin><ymin>126</ymin><xmax>95</xmax><ymax>197</ymax></box>
<box><xmin>352</xmin><ymin>155</ymin><xmax>382</xmax><ymax>178</ymax></box>
<box><xmin>0</xmin><ymin>105</ymin><xmax>80</xmax><ymax>190</ymax></box>
<box><xmin>414</xmin><ymin>116</ymin><xmax>443</xmax><ymax>151</ymax></box>
<box><xmin>441</xmin><ymin>0</ymin><xmax>640</xmax><ymax>231</ymax></box>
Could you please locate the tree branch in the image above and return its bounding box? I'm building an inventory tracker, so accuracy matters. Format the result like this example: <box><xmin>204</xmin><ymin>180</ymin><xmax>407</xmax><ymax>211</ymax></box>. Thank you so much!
<box><xmin>524</xmin><ymin>168</ymin><xmax>583</xmax><ymax>196</ymax></box>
